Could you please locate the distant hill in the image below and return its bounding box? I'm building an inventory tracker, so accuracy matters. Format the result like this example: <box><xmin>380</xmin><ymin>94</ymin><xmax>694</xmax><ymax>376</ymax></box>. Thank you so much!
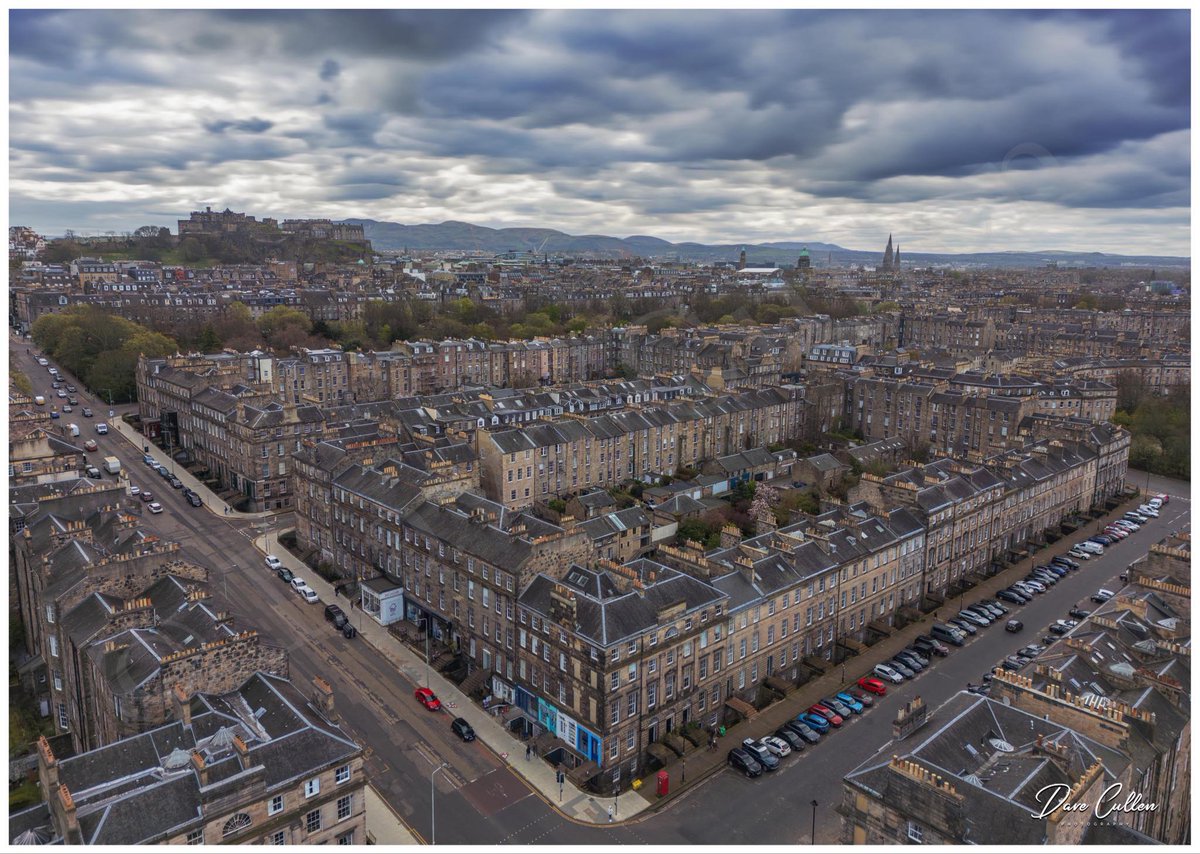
<box><xmin>339</xmin><ymin>218</ymin><xmax>1189</xmax><ymax>268</ymax></box>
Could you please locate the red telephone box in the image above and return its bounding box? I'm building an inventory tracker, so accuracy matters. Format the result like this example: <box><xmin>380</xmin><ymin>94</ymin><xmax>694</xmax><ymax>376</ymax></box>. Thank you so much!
<box><xmin>656</xmin><ymin>769</ymin><xmax>669</xmax><ymax>797</ymax></box>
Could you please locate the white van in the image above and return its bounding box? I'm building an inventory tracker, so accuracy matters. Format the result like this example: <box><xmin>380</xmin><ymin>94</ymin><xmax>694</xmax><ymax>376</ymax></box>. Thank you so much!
<box><xmin>34</xmin><ymin>395</ymin><xmax>46</xmax><ymax>406</ymax></box>
<box><xmin>67</xmin><ymin>423</ymin><xmax>80</xmax><ymax>437</ymax></box>
<box><xmin>1077</xmin><ymin>541</ymin><xmax>1105</xmax><ymax>555</ymax></box>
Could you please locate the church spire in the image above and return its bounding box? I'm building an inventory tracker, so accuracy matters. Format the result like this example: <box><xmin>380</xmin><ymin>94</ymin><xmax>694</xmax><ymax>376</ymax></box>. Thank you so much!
<box><xmin>882</xmin><ymin>234</ymin><xmax>894</xmax><ymax>272</ymax></box>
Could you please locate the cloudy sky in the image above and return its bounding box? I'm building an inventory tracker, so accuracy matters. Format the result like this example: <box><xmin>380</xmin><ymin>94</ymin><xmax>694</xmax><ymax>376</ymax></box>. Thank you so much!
<box><xmin>8</xmin><ymin>8</ymin><xmax>1191</xmax><ymax>254</ymax></box>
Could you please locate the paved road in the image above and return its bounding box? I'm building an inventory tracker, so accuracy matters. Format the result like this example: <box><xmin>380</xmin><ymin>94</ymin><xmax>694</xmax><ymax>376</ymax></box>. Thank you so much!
<box><xmin>16</xmin><ymin>334</ymin><xmax>1189</xmax><ymax>844</ymax></box>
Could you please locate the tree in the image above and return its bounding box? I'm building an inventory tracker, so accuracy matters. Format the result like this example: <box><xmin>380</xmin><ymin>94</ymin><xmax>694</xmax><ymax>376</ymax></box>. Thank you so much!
<box><xmin>178</xmin><ymin>237</ymin><xmax>207</xmax><ymax>262</ymax></box>
<box><xmin>258</xmin><ymin>305</ymin><xmax>311</xmax><ymax>351</ymax></box>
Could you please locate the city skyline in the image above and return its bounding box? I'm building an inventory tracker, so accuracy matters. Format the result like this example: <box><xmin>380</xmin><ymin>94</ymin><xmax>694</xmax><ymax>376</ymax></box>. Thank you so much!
<box><xmin>9</xmin><ymin>8</ymin><xmax>1191</xmax><ymax>255</ymax></box>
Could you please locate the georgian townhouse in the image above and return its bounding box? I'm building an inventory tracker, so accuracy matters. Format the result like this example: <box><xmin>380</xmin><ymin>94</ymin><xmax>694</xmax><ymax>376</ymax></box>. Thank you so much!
<box><xmin>514</xmin><ymin>560</ymin><xmax>727</xmax><ymax>786</ymax></box>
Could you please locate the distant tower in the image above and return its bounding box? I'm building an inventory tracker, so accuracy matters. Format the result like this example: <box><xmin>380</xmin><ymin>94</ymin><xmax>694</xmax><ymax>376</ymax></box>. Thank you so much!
<box><xmin>738</xmin><ymin>247</ymin><xmax>747</xmax><ymax>270</ymax></box>
<box><xmin>796</xmin><ymin>247</ymin><xmax>811</xmax><ymax>273</ymax></box>
<box><xmin>894</xmin><ymin>243</ymin><xmax>900</xmax><ymax>271</ymax></box>
<box><xmin>881</xmin><ymin>234</ymin><xmax>894</xmax><ymax>272</ymax></box>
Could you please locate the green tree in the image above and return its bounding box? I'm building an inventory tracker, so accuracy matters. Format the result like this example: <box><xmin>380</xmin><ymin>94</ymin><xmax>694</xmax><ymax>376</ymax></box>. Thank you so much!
<box><xmin>197</xmin><ymin>323</ymin><xmax>221</xmax><ymax>352</ymax></box>
<box><xmin>178</xmin><ymin>237</ymin><xmax>207</xmax><ymax>262</ymax></box>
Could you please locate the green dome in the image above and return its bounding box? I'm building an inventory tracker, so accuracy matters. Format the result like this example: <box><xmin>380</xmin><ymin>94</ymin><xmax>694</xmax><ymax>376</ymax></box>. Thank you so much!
<box><xmin>799</xmin><ymin>248</ymin><xmax>809</xmax><ymax>256</ymax></box>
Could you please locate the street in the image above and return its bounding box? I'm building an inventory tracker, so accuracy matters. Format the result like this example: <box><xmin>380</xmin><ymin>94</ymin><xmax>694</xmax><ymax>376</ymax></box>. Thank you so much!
<box><xmin>13</xmin><ymin>332</ymin><xmax>1191</xmax><ymax>844</ymax></box>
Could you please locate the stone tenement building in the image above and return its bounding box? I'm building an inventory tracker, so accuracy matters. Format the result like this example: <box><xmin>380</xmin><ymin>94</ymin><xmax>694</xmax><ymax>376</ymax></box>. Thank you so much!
<box><xmin>11</xmin><ymin>674</ymin><xmax>365</xmax><ymax>846</ymax></box>
<box><xmin>840</xmin><ymin>692</ymin><xmax>1156</xmax><ymax>845</ymax></box>
<box><xmin>478</xmin><ymin>386</ymin><xmax>807</xmax><ymax>510</ymax></box>
<box><xmin>63</xmin><ymin>575</ymin><xmax>288</xmax><ymax>751</ymax></box>
<box><xmin>848</xmin><ymin>432</ymin><xmax>1126</xmax><ymax>604</ymax></box>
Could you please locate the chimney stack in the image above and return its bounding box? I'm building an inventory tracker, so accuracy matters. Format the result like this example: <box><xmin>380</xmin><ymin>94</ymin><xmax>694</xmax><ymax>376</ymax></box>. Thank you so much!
<box><xmin>172</xmin><ymin>684</ymin><xmax>192</xmax><ymax>727</ymax></box>
<box><xmin>54</xmin><ymin>784</ymin><xmax>83</xmax><ymax>845</ymax></box>
<box><xmin>233</xmin><ymin>735</ymin><xmax>251</xmax><ymax>770</ymax></box>
<box><xmin>312</xmin><ymin>676</ymin><xmax>337</xmax><ymax>720</ymax></box>
<box><xmin>190</xmin><ymin>751</ymin><xmax>209</xmax><ymax>787</ymax></box>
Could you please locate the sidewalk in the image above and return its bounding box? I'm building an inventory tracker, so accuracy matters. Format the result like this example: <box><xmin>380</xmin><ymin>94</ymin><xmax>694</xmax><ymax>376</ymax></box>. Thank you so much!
<box><xmin>254</xmin><ymin>528</ymin><xmax>649</xmax><ymax>826</ymax></box>
<box><xmin>638</xmin><ymin>493</ymin><xmax>1152</xmax><ymax>810</ymax></box>
<box><xmin>364</xmin><ymin>785</ymin><xmax>420</xmax><ymax>845</ymax></box>
<box><xmin>110</xmin><ymin>416</ymin><xmax>278</xmax><ymax>521</ymax></box>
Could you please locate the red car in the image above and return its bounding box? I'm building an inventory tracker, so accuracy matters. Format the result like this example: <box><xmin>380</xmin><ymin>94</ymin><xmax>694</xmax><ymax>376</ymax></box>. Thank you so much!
<box><xmin>808</xmin><ymin>703</ymin><xmax>843</xmax><ymax>727</ymax></box>
<box><xmin>857</xmin><ymin>677</ymin><xmax>887</xmax><ymax>696</ymax></box>
<box><xmin>414</xmin><ymin>687</ymin><xmax>441</xmax><ymax>711</ymax></box>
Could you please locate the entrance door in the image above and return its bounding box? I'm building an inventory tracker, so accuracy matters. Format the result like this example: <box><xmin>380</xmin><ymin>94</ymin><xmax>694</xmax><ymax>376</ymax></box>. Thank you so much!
<box><xmin>666</xmin><ymin>715</ymin><xmax>674</xmax><ymax>733</ymax></box>
<box><xmin>766</xmin><ymin>655</ymin><xmax>774</xmax><ymax>675</ymax></box>
<box><xmin>648</xmin><ymin>722</ymin><xmax>657</xmax><ymax>744</ymax></box>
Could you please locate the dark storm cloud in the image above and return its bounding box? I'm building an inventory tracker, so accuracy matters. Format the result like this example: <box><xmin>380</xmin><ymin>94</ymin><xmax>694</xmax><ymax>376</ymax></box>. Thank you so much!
<box><xmin>7</xmin><ymin>9</ymin><xmax>1189</xmax><ymax>252</ymax></box>
<box><xmin>319</xmin><ymin>59</ymin><xmax>341</xmax><ymax>82</ymax></box>
<box><xmin>204</xmin><ymin>117</ymin><xmax>274</xmax><ymax>135</ymax></box>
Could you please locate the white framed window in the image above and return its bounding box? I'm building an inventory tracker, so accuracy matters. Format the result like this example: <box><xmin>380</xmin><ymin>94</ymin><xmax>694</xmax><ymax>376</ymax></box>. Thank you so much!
<box><xmin>337</xmin><ymin>794</ymin><xmax>352</xmax><ymax>821</ymax></box>
<box><xmin>268</xmin><ymin>795</ymin><xmax>283</xmax><ymax>815</ymax></box>
<box><xmin>906</xmin><ymin>821</ymin><xmax>924</xmax><ymax>843</ymax></box>
<box><xmin>270</xmin><ymin>831</ymin><xmax>286</xmax><ymax>845</ymax></box>
<box><xmin>186</xmin><ymin>830</ymin><xmax>203</xmax><ymax>845</ymax></box>
<box><xmin>306</xmin><ymin>809</ymin><xmax>321</xmax><ymax>833</ymax></box>
<box><xmin>305</xmin><ymin>777</ymin><xmax>321</xmax><ymax>798</ymax></box>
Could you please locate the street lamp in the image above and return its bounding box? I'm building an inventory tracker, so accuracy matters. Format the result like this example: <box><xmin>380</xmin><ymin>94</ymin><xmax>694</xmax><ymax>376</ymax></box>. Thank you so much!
<box><xmin>430</xmin><ymin>761</ymin><xmax>449</xmax><ymax>845</ymax></box>
<box><xmin>810</xmin><ymin>799</ymin><xmax>818</xmax><ymax>845</ymax></box>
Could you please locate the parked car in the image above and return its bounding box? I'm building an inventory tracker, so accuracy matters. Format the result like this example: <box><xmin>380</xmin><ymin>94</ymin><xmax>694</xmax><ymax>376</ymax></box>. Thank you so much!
<box><xmin>1019</xmin><ymin>644</ymin><xmax>1046</xmax><ymax>657</ymax></box>
<box><xmin>276</xmin><ymin>567</ymin><xmax>294</xmax><ymax>583</ymax></box>
<box><xmin>1092</xmin><ymin>588</ymin><xmax>1114</xmax><ymax>603</ymax></box>
<box><xmin>324</xmin><ymin>603</ymin><xmax>346</xmax><ymax>624</ymax></box>
<box><xmin>1068</xmin><ymin>608</ymin><xmax>1091</xmax><ymax>620</ymax></box>
<box><xmin>129</xmin><ymin>485</ymin><xmax>140</xmax><ymax>496</ymax></box>
<box><xmin>774</xmin><ymin>727</ymin><xmax>806</xmax><ymax>751</ymax></box>
<box><xmin>846</xmin><ymin>688</ymin><xmax>875</xmax><ymax>707</ymax></box>
<box><xmin>741</xmin><ymin>738</ymin><xmax>781</xmax><ymax>769</ymax></box>
<box><xmin>820</xmin><ymin>696</ymin><xmax>856</xmax><ymax>717</ymax></box>
<box><xmin>290</xmin><ymin>577</ymin><xmax>307</xmax><ymax>592</ymax></box>
<box><xmin>901</xmin><ymin>647</ymin><xmax>931</xmax><ymax>667</ymax></box>
<box><xmin>1153</xmin><ymin>493</ymin><xmax>1169</xmax><ymax>505</ymax></box>
<box><xmin>1000</xmin><ymin>656</ymin><xmax>1025</xmax><ymax>671</ymax></box>
<box><xmin>997</xmin><ymin>589</ymin><xmax>1027</xmax><ymax>605</ymax></box>
<box><xmin>957</xmin><ymin>609</ymin><xmax>990</xmax><ymax>628</ymax></box>
<box><xmin>297</xmin><ymin>585</ymin><xmax>319</xmax><ymax>604</ymax></box>
<box><xmin>913</xmin><ymin>637</ymin><xmax>949</xmax><ymax>657</ymax></box>
<box><xmin>979</xmin><ymin>599</ymin><xmax>1008</xmax><ymax>615</ymax></box>
<box><xmin>140</xmin><ymin>490</ymin><xmax>153</xmax><ymax>502</ymax></box>
<box><xmin>931</xmin><ymin>623</ymin><xmax>967</xmax><ymax>645</ymax></box>
<box><xmin>785</xmin><ymin>720</ymin><xmax>822</xmax><ymax>743</ymax></box>
<box><xmin>727</xmin><ymin>747</ymin><xmax>763</xmax><ymax>778</ymax></box>
<box><xmin>414</xmin><ymin>687</ymin><xmax>442</xmax><ymax>711</ymax></box>
<box><xmin>796</xmin><ymin>713</ymin><xmax>830</xmax><ymax>734</ymax></box>
<box><xmin>185</xmin><ymin>492</ymin><xmax>203</xmax><ymax>507</ymax></box>
<box><xmin>1067</xmin><ymin>548</ymin><xmax>1092</xmax><ymax>560</ymax></box>
<box><xmin>67</xmin><ymin>396</ymin><xmax>78</xmax><ymax>406</ymax></box>
<box><xmin>1136</xmin><ymin>505</ymin><xmax>1159</xmax><ymax>518</ymax></box>
<box><xmin>1088</xmin><ymin>535</ymin><xmax>1114</xmax><ymax>547</ymax></box>
<box><xmin>1051</xmin><ymin>556</ymin><xmax>1080</xmax><ymax>569</ymax></box>
<box><xmin>887</xmin><ymin>659</ymin><xmax>916</xmax><ymax>678</ymax></box>
<box><xmin>1076</xmin><ymin>541</ymin><xmax>1104</xmax><ymax>555</ymax></box>
<box><xmin>148</xmin><ymin>502</ymin><xmax>164</xmax><ymax>514</ymax></box>
<box><xmin>81</xmin><ymin>407</ymin><xmax>93</xmax><ymax>417</ymax></box>
<box><xmin>1047</xmin><ymin>622</ymin><xmax>1071</xmax><ymax>635</ymax></box>
<box><xmin>169</xmin><ymin>477</ymin><xmax>183</xmax><ymax>489</ymax></box>
<box><xmin>1005</xmin><ymin>619</ymin><xmax>1023</xmax><ymax>633</ymax></box>
<box><xmin>857</xmin><ymin>676</ymin><xmax>888</xmax><ymax>695</ymax></box>
<box><xmin>451</xmin><ymin>717</ymin><xmax>476</xmax><ymax>742</ymax></box>
<box><xmin>83</xmin><ymin>439</ymin><xmax>98</xmax><ymax>451</ymax></box>
<box><xmin>808</xmin><ymin>703</ymin><xmax>844</xmax><ymax>727</ymax></box>
<box><xmin>1019</xmin><ymin>579</ymin><xmax>1047</xmax><ymax>594</ymax></box>
<box><xmin>949</xmin><ymin>618</ymin><xmax>978</xmax><ymax>636</ymax></box>
<box><xmin>761</xmin><ymin>735</ymin><xmax>793</xmax><ymax>757</ymax></box>
<box><xmin>834</xmin><ymin>692</ymin><xmax>865</xmax><ymax>713</ymax></box>
<box><xmin>265</xmin><ymin>555</ymin><xmax>283</xmax><ymax>570</ymax></box>
<box><xmin>896</xmin><ymin>649</ymin><xmax>928</xmax><ymax>670</ymax></box>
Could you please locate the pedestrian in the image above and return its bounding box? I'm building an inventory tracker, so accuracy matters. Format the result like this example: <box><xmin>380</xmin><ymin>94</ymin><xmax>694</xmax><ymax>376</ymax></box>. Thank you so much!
<box><xmin>526</xmin><ymin>744</ymin><xmax>532</xmax><ymax>762</ymax></box>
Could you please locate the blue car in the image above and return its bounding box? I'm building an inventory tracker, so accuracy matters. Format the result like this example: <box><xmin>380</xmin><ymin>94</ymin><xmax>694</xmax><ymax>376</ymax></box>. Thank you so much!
<box><xmin>835</xmin><ymin>692</ymin><xmax>865</xmax><ymax>714</ymax></box>
<box><xmin>1088</xmin><ymin>536</ymin><xmax>1113</xmax><ymax>547</ymax></box>
<box><xmin>798</xmin><ymin>712</ymin><xmax>830</xmax><ymax>734</ymax></box>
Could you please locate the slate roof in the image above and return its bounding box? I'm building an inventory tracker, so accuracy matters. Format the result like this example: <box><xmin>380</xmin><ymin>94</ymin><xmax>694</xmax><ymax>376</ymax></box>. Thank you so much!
<box><xmin>844</xmin><ymin>691</ymin><xmax>1133</xmax><ymax>845</ymax></box>
<box><xmin>13</xmin><ymin>672</ymin><xmax>361</xmax><ymax>846</ymax></box>
<box><xmin>521</xmin><ymin>560</ymin><xmax>726</xmax><ymax>647</ymax></box>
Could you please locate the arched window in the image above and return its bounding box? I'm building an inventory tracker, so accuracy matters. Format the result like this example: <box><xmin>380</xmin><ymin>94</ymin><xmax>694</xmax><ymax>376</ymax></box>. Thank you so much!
<box><xmin>222</xmin><ymin>814</ymin><xmax>252</xmax><ymax>837</ymax></box>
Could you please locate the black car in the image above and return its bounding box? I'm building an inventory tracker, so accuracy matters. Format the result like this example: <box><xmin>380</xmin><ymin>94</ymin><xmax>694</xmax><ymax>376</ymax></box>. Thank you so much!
<box><xmin>913</xmin><ymin>638</ymin><xmax>949</xmax><ymax>657</ymax></box>
<box><xmin>889</xmin><ymin>658</ymin><xmax>917</xmax><ymax>677</ymax></box>
<box><xmin>81</xmin><ymin>408</ymin><xmax>93</xmax><ymax>417</ymax></box>
<box><xmin>901</xmin><ymin>648</ymin><xmax>931</xmax><ymax>667</ymax></box>
<box><xmin>1068</xmin><ymin>608</ymin><xmax>1091</xmax><ymax>620</ymax></box>
<box><xmin>1048</xmin><ymin>623</ymin><xmax>1071</xmax><ymax>635</ymax></box>
<box><xmin>159</xmin><ymin>466</ymin><xmax>173</xmax><ymax>480</ymax></box>
<box><xmin>1005</xmin><ymin>619</ymin><xmax>1024</xmax><ymax>633</ymax></box>
<box><xmin>277</xmin><ymin>567</ymin><xmax>294</xmax><ymax>583</ymax></box>
<box><xmin>784</xmin><ymin>720</ymin><xmax>821</xmax><ymax>744</ymax></box>
<box><xmin>774</xmin><ymin>727</ymin><xmax>806</xmax><ymax>751</ymax></box>
<box><xmin>342</xmin><ymin>624</ymin><xmax>357</xmax><ymax>639</ymax></box>
<box><xmin>728</xmin><ymin>748</ymin><xmax>763</xmax><ymax>778</ymax></box>
<box><xmin>169</xmin><ymin>476</ymin><xmax>183</xmax><ymax>489</ymax></box>
<box><xmin>997</xmin><ymin>589</ymin><xmax>1027</xmax><ymax>605</ymax></box>
<box><xmin>324</xmin><ymin>603</ymin><xmax>346</xmax><ymax>623</ymax></box>
<box><xmin>979</xmin><ymin>599</ymin><xmax>1009</xmax><ymax>615</ymax></box>
<box><xmin>741</xmin><ymin>739</ymin><xmax>780</xmax><ymax>771</ymax></box>
<box><xmin>1052</xmin><ymin>556</ymin><xmax>1080</xmax><ymax>570</ymax></box>
<box><xmin>185</xmin><ymin>492</ymin><xmax>203</xmax><ymax>507</ymax></box>
<box><xmin>451</xmin><ymin>717</ymin><xmax>477</xmax><ymax>742</ymax></box>
<box><xmin>1000</xmin><ymin>656</ymin><xmax>1025</xmax><ymax>671</ymax></box>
